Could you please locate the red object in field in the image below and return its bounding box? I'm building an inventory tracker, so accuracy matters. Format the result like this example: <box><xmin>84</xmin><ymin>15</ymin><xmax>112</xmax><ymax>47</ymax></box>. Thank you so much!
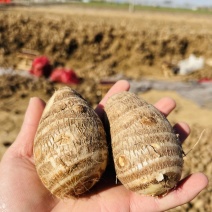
<box><xmin>0</xmin><ymin>0</ymin><xmax>11</xmax><ymax>3</ymax></box>
<box><xmin>198</xmin><ymin>78</ymin><xmax>212</xmax><ymax>83</ymax></box>
<box><xmin>30</xmin><ymin>56</ymin><xmax>52</xmax><ymax>78</ymax></box>
<box><xmin>50</xmin><ymin>68</ymin><xmax>80</xmax><ymax>84</ymax></box>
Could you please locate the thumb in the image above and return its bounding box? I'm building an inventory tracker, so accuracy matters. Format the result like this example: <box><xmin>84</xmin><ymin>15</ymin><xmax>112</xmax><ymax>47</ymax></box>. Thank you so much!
<box><xmin>8</xmin><ymin>97</ymin><xmax>45</xmax><ymax>159</ymax></box>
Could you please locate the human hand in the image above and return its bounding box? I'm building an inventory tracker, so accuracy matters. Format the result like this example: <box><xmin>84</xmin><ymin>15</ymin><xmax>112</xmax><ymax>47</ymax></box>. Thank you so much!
<box><xmin>0</xmin><ymin>80</ymin><xmax>208</xmax><ymax>212</ymax></box>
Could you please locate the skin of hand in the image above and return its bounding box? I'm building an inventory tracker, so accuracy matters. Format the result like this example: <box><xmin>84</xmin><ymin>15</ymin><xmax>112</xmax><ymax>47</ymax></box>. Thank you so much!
<box><xmin>0</xmin><ymin>80</ymin><xmax>208</xmax><ymax>212</ymax></box>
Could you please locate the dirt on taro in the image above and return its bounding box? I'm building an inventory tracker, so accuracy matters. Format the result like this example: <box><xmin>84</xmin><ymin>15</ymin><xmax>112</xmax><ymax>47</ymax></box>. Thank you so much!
<box><xmin>0</xmin><ymin>5</ymin><xmax>211</xmax><ymax>211</ymax></box>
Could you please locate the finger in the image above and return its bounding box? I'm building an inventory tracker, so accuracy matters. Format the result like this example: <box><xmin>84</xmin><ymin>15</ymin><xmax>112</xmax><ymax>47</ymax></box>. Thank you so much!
<box><xmin>173</xmin><ymin>122</ymin><xmax>190</xmax><ymax>144</ymax></box>
<box><xmin>154</xmin><ymin>97</ymin><xmax>176</xmax><ymax>117</ymax></box>
<box><xmin>154</xmin><ymin>173</ymin><xmax>208</xmax><ymax>211</ymax></box>
<box><xmin>95</xmin><ymin>80</ymin><xmax>130</xmax><ymax>118</ymax></box>
<box><xmin>9</xmin><ymin>97</ymin><xmax>45</xmax><ymax>158</ymax></box>
<box><xmin>99</xmin><ymin>80</ymin><xmax>130</xmax><ymax>106</ymax></box>
<box><xmin>130</xmin><ymin>173</ymin><xmax>208</xmax><ymax>212</ymax></box>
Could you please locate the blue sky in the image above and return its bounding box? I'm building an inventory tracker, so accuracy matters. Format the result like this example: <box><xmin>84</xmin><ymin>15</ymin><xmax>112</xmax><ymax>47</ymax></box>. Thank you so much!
<box><xmin>127</xmin><ymin>0</ymin><xmax>212</xmax><ymax>8</ymax></box>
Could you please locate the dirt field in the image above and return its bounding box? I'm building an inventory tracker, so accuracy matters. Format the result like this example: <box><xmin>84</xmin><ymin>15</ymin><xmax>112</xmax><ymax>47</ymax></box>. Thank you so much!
<box><xmin>0</xmin><ymin>5</ymin><xmax>211</xmax><ymax>211</ymax></box>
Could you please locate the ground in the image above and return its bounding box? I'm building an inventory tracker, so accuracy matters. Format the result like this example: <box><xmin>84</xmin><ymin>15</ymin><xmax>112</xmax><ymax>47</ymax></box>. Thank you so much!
<box><xmin>0</xmin><ymin>4</ymin><xmax>211</xmax><ymax>211</ymax></box>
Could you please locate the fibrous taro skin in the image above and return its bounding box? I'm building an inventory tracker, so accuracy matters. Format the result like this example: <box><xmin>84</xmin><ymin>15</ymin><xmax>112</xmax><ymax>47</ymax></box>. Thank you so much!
<box><xmin>33</xmin><ymin>87</ymin><xmax>108</xmax><ymax>198</ymax></box>
<box><xmin>104</xmin><ymin>91</ymin><xmax>184</xmax><ymax>196</ymax></box>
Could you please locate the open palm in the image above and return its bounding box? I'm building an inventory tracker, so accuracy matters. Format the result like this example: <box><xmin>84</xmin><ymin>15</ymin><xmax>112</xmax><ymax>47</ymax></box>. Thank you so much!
<box><xmin>0</xmin><ymin>80</ymin><xmax>208</xmax><ymax>212</ymax></box>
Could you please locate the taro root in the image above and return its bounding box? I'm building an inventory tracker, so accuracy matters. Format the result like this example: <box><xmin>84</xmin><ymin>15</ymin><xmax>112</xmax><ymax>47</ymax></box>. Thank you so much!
<box><xmin>104</xmin><ymin>91</ymin><xmax>184</xmax><ymax>196</ymax></box>
<box><xmin>33</xmin><ymin>87</ymin><xmax>108</xmax><ymax>198</ymax></box>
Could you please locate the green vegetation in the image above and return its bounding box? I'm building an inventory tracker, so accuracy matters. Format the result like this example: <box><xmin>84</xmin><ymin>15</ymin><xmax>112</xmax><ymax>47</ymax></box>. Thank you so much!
<box><xmin>71</xmin><ymin>1</ymin><xmax>212</xmax><ymax>15</ymax></box>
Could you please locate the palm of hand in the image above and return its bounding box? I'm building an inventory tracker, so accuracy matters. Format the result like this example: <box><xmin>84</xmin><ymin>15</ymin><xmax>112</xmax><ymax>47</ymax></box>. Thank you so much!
<box><xmin>0</xmin><ymin>81</ymin><xmax>208</xmax><ymax>212</ymax></box>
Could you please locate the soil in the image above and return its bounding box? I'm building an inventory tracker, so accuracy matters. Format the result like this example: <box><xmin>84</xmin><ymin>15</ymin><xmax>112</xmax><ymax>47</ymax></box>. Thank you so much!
<box><xmin>0</xmin><ymin>5</ymin><xmax>211</xmax><ymax>211</ymax></box>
